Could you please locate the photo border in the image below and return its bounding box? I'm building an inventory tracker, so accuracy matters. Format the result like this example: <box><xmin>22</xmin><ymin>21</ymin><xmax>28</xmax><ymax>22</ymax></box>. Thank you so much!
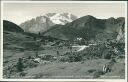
<box><xmin>0</xmin><ymin>1</ymin><xmax>127</xmax><ymax>82</ymax></box>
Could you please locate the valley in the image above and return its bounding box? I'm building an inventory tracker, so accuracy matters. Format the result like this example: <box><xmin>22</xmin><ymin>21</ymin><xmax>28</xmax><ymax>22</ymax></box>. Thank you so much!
<box><xmin>3</xmin><ymin>14</ymin><xmax>125</xmax><ymax>79</ymax></box>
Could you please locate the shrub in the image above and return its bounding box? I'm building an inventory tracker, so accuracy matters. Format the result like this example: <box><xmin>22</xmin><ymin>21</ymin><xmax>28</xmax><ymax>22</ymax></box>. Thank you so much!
<box><xmin>24</xmin><ymin>60</ymin><xmax>38</xmax><ymax>68</ymax></box>
<box><xmin>59</xmin><ymin>56</ymin><xmax>69</xmax><ymax>62</ymax></box>
<box><xmin>41</xmin><ymin>55</ymin><xmax>54</xmax><ymax>61</ymax></box>
<box><xmin>61</xmin><ymin>52</ymin><xmax>83</xmax><ymax>62</ymax></box>
<box><xmin>68</xmin><ymin>54</ymin><xmax>82</xmax><ymax>62</ymax></box>
<box><xmin>16</xmin><ymin>58</ymin><xmax>24</xmax><ymax>72</ymax></box>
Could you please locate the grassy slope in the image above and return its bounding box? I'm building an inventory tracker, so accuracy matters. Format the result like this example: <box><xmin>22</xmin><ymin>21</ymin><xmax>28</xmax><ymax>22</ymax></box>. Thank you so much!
<box><xmin>3</xmin><ymin>32</ymin><xmax>125</xmax><ymax>79</ymax></box>
<box><xmin>10</xmin><ymin>58</ymin><xmax>124</xmax><ymax>79</ymax></box>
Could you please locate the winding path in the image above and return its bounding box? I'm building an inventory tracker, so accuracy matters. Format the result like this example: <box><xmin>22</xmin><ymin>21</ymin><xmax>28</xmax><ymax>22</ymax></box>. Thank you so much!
<box><xmin>72</xmin><ymin>45</ymin><xmax>89</xmax><ymax>52</ymax></box>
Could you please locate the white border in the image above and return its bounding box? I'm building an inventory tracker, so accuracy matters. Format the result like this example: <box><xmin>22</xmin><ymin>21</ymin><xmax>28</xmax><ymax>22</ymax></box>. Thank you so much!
<box><xmin>124</xmin><ymin>1</ymin><xmax>127</xmax><ymax>82</ymax></box>
<box><xmin>0</xmin><ymin>1</ymin><xmax>3</xmax><ymax>81</ymax></box>
<box><xmin>0</xmin><ymin>1</ymin><xmax>127</xmax><ymax>82</ymax></box>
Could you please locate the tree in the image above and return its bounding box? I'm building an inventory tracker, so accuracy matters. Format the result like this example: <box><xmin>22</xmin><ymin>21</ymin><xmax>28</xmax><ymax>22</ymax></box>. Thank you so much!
<box><xmin>33</xmin><ymin>37</ymin><xmax>42</xmax><ymax>57</ymax></box>
<box><xmin>39</xmin><ymin>32</ymin><xmax>41</xmax><ymax>36</ymax></box>
<box><xmin>16</xmin><ymin>58</ymin><xmax>24</xmax><ymax>72</ymax></box>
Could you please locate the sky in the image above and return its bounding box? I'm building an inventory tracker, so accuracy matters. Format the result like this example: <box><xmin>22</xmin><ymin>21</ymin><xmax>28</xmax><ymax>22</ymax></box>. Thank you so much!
<box><xmin>3</xmin><ymin>2</ymin><xmax>125</xmax><ymax>25</ymax></box>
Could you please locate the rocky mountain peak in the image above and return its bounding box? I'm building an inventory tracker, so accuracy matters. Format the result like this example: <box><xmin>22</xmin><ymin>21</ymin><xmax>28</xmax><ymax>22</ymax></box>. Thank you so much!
<box><xmin>20</xmin><ymin>13</ymin><xmax>77</xmax><ymax>34</ymax></box>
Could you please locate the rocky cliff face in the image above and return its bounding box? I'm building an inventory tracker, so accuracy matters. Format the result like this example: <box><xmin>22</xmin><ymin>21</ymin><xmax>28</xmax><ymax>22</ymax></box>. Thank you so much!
<box><xmin>20</xmin><ymin>13</ymin><xmax>77</xmax><ymax>34</ymax></box>
<box><xmin>116</xmin><ymin>23</ymin><xmax>125</xmax><ymax>43</ymax></box>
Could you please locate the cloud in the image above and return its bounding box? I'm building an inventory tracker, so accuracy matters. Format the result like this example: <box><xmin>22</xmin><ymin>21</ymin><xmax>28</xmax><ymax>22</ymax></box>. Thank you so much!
<box><xmin>3</xmin><ymin>2</ymin><xmax>125</xmax><ymax>25</ymax></box>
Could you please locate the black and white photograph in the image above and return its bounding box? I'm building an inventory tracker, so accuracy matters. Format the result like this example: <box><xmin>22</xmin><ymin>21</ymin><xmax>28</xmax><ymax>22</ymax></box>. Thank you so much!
<box><xmin>1</xmin><ymin>1</ymin><xmax>127</xmax><ymax>80</ymax></box>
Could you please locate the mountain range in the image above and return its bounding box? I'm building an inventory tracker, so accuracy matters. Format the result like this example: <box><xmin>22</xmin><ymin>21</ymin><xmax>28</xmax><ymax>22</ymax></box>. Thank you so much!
<box><xmin>44</xmin><ymin>15</ymin><xmax>125</xmax><ymax>42</ymax></box>
<box><xmin>20</xmin><ymin>13</ymin><xmax>77</xmax><ymax>34</ymax></box>
<box><xmin>4</xmin><ymin>13</ymin><xmax>125</xmax><ymax>43</ymax></box>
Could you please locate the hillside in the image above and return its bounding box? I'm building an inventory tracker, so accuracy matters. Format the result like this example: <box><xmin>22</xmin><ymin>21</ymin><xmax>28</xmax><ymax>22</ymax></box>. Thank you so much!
<box><xmin>3</xmin><ymin>20</ymin><xmax>24</xmax><ymax>33</ymax></box>
<box><xmin>44</xmin><ymin>16</ymin><xmax>125</xmax><ymax>42</ymax></box>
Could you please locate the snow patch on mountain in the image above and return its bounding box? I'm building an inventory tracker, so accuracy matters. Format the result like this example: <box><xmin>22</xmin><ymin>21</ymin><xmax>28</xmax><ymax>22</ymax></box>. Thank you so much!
<box><xmin>45</xmin><ymin>13</ymin><xmax>77</xmax><ymax>25</ymax></box>
<box><xmin>20</xmin><ymin>13</ymin><xmax>77</xmax><ymax>34</ymax></box>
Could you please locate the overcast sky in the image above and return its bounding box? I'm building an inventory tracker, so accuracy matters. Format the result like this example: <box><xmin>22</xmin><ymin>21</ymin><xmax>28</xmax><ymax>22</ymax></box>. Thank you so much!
<box><xmin>3</xmin><ymin>2</ymin><xmax>125</xmax><ymax>25</ymax></box>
